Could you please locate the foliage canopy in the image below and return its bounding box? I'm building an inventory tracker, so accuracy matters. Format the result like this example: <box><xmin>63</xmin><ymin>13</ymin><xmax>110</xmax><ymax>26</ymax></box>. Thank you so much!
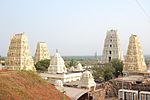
<box><xmin>92</xmin><ymin>59</ymin><xmax>123</xmax><ymax>82</ymax></box>
<box><xmin>35</xmin><ymin>59</ymin><xmax>50</xmax><ymax>72</ymax></box>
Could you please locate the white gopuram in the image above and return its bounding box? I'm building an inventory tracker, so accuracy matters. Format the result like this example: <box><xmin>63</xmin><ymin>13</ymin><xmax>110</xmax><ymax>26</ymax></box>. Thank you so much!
<box><xmin>123</xmin><ymin>34</ymin><xmax>147</xmax><ymax>73</ymax></box>
<box><xmin>78</xmin><ymin>70</ymin><xmax>96</xmax><ymax>89</ymax></box>
<box><xmin>34</xmin><ymin>42</ymin><xmax>50</xmax><ymax>64</ymax></box>
<box><xmin>48</xmin><ymin>50</ymin><xmax>67</xmax><ymax>74</ymax></box>
<box><xmin>69</xmin><ymin>66</ymin><xmax>75</xmax><ymax>72</ymax></box>
<box><xmin>101</xmin><ymin>29</ymin><xmax>123</xmax><ymax>63</ymax></box>
<box><xmin>5</xmin><ymin>33</ymin><xmax>36</xmax><ymax>71</ymax></box>
<box><xmin>75</xmin><ymin>63</ymin><xmax>83</xmax><ymax>71</ymax></box>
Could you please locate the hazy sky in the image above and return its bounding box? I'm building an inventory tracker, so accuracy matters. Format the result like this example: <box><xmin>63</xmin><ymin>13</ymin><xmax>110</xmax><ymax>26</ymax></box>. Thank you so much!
<box><xmin>0</xmin><ymin>0</ymin><xmax>150</xmax><ymax>56</ymax></box>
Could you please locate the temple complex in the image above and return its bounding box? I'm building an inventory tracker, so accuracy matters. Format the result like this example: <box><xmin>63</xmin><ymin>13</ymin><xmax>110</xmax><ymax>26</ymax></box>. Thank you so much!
<box><xmin>41</xmin><ymin>50</ymin><xmax>82</xmax><ymax>83</ymax></box>
<box><xmin>34</xmin><ymin>42</ymin><xmax>50</xmax><ymax>64</ymax></box>
<box><xmin>123</xmin><ymin>34</ymin><xmax>147</xmax><ymax>73</ymax></box>
<box><xmin>5</xmin><ymin>33</ymin><xmax>36</xmax><ymax>71</ymax></box>
<box><xmin>34</xmin><ymin>48</ymin><xmax>102</xmax><ymax>99</ymax></box>
<box><xmin>40</xmin><ymin>50</ymin><xmax>82</xmax><ymax>83</ymax></box>
<box><xmin>41</xmin><ymin>50</ymin><xmax>88</xmax><ymax>84</ymax></box>
<box><xmin>101</xmin><ymin>29</ymin><xmax>123</xmax><ymax>63</ymax></box>
<box><xmin>48</xmin><ymin>50</ymin><xmax>67</xmax><ymax>74</ymax></box>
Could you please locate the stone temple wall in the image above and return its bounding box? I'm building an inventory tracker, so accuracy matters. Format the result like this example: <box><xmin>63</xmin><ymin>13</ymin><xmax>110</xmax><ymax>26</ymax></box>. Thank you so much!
<box><xmin>98</xmin><ymin>78</ymin><xmax>150</xmax><ymax>98</ymax></box>
<box><xmin>90</xmin><ymin>89</ymin><xmax>105</xmax><ymax>100</ymax></box>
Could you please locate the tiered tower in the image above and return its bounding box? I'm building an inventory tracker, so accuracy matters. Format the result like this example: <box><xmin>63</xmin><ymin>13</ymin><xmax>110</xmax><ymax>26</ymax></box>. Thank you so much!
<box><xmin>78</xmin><ymin>70</ymin><xmax>96</xmax><ymax>89</ymax></box>
<box><xmin>123</xmin><ymin>34</ymin><xmax>147</xmax><ymax>73</ymax></box>
<box><xmin>75</xmin><ymin>63</ymin><xmax>83</xmax><ymax>71</ymax></box>
<box><xmin>34</xmin><ymin>42</ymin><xmax>50</xmax><ymax>64</ymax></box>
<box><xmin>5</xmin><ymin>33</ymin><xmax>36</xmax><ymax>71</ymax></box>
<box><xmin>48</xmin><ymin>50</ymin><xmax>67</xmax><ymax>74</ymax></box>
<box><xmin>101</xmin><ymin>29</ymin><xmax>123</xmax><ymax>63</ymax></box>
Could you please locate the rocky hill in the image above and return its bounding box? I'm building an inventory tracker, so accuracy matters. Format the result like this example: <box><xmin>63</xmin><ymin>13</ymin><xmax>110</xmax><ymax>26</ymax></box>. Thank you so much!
<box><xmin>0</xmin><ymin>70</ymin><xmax>70</xmax><ymax>100</ymax></box>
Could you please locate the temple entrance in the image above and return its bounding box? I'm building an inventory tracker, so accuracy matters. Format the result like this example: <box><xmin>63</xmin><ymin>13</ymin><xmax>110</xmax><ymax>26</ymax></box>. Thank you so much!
<box><xmin>109</xmin><ymin>57</ymin><xmax>111</xmax><ymax>62</ymax></box>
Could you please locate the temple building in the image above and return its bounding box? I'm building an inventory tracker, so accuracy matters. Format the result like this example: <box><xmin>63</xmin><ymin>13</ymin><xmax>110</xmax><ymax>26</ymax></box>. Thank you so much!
<box><xmin>34</xmin><ymin>42</ymin><xmax>50</xmax><ymax>64</ymax></box>
<box><xmin>40</xmin><ymin>50</ymin><xmax>82</xmax><ymax>83</ymax></box>
<box><xmin>101</xmin><ymin>29</ymin><xmax>123</xmax><ymax>63</ymax></box>
<box><xmin>75</xmin><ymin>63</ymin><xmax>83</xmax><ymax>71</ymax></box>
<box><xmin>5</xmin><ymin>33</ymin><xmax>36</xmax><ymax>71</ymax></box>
<box><xmin>48</xmin><ymin>50</ymin><xmax>67</xmax><ymax>74</ymax></box>
<box><xmin>69</xmin><ymin>66</ymin><xmax>75</xmax><ymax>72</ymax></box>
<box><xmin>123</xmin><ymin>34</ymin><xmax>147</xmax><ymax>73</ymax></box>
<box><xmin>39</xmin><ymin>51</ymin><xmax>98</xmax><ymax>99</ymax></box>
<box><xmin>78</xmin><ymin>70</ymin><xmax>96</xmax><ymax>89</ymax></box>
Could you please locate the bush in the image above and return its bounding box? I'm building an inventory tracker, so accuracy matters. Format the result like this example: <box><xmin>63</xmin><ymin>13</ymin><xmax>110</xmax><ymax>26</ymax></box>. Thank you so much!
<box><xmin>35</xmin><ymin>59</ymin><xmax>50</xmax><ymax>72</ymax></box>
<box><xmin>111</xmin><ymin>59</ymin><xmax>123</xmax><ymax>77</ymax></box>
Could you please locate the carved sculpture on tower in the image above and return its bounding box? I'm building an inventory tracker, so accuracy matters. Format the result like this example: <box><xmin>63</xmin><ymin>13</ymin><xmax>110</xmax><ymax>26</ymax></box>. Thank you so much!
<box><xmin>101</xmin><ymin>29</ymin><xmax>123</xmax><ymax>63</ymax></box>
<box><xmin>34</xmin><ymin>42</ymin><xmax>50</xmax><ymax>64</ymax></box>
<box><xmin>48</xmin><ymin>50</ymin><xmax>67</xmax><ymax>74</ymax></box>
<box><xmin>5</xmin><ymin>33</ymin><xmax>36</xmax><ymax>71</ymax></box>
<box><xmin>123</xmin><ymin>34</ymin><xmax>147</xmax><ymax>73</ymax></box>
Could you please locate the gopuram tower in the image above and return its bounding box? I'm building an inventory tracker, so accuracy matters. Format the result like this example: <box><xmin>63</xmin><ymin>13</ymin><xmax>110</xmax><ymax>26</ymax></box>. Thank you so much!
<box><xmin>123</xmin><ymin>34</ymin><xmax>147</xmax><ymax>73</ymax></box>
<box><xmin>5</xmin><ymin>33</ymin><xmax>36</xmax><ymax>71</ymax></box>
<box><xmin>101</xmin><ymin>29</ymin><xmax>123</xmax><ymax>63</ymax></box>
<box><xmin>48</xmin><ymin>50</ymin><xmax>67</xmax><ymax>74</ymax></box>
<box><xmin>34</xmin><ymin>42</ymin><xmax>50</xmax><ymax>64</ymax></box>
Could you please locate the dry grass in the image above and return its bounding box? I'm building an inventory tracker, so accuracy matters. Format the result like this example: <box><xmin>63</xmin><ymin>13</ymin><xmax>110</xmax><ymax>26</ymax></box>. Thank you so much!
<box><xmin>0</xmin><ymin>70</ymin><xmax>70</xmax><ymax>100</ymax></box>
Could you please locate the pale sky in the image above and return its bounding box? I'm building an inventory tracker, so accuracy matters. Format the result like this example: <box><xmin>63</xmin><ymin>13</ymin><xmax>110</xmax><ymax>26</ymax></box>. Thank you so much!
<box><xmin>0</xmin><ymin>0</ymin><xmax>150</xmax><ymax>56</ymax></box>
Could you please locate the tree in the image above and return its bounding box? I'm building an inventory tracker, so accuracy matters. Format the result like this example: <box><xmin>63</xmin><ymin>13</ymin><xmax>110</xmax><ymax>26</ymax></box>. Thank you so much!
<box><xmin>103</xmin><ymin>63</ymin><xmax>115</xmax><ymax>81</ymax></box>
<box><xmin>66</xmin><ymin>59</ymin><xmax>77</xmax><ymax>68</ymax></box>
<box><xmin>35</xmin><ymin>59</ymin><xmax>50</xmax><ymax>72</ymax></box>
<box><xmin>92</xmin><ymin>59</ymin><xmax>123</xmax><ymax>82</ymax></box>
<box><xmin>92</xmin><ymin>64</ymin><xmax>104</xmax><ymax>82</ymax></box>
<box><xmin>92</xmin><ymin>63</ymin><xmax>115</xmax><ymax>82</ymax></box>
<box><xmin>111</xmin><ymin>59</ymin><xmax>123</xmax><ymax>77</ymax></box>
<box><xmin>145</xmin><ymin>59</ymin><xmax>150</xmax><ymax>66</ymax></box>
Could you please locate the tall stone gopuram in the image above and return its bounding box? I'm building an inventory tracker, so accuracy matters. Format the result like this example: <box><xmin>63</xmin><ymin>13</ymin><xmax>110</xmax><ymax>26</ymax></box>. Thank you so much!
<box><xmin>6</xmin><ymin>33</ymin><xmax>36</xmax><ymax>71</ymax></box>
<box><xmin>123</xmin><ymin>34</ymin><xmax>147</xmax><ymax>73</ymax></box>
<box><xmin>34</xmin><ymin>42</ymin><xmax>50</xmax><ymax>64</ymax></box>
<box><xmin>101</xmin><ymin>29</ymin><xmax>123</xmax><ymax>63</ymax></box>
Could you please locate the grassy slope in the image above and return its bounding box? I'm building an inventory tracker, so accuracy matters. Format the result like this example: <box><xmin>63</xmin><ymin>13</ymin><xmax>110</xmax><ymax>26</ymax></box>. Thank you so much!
<box><xmin>0</xmin><ymin>71</ymin><xmax>70</xmax><ymax>100</ymax></box>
